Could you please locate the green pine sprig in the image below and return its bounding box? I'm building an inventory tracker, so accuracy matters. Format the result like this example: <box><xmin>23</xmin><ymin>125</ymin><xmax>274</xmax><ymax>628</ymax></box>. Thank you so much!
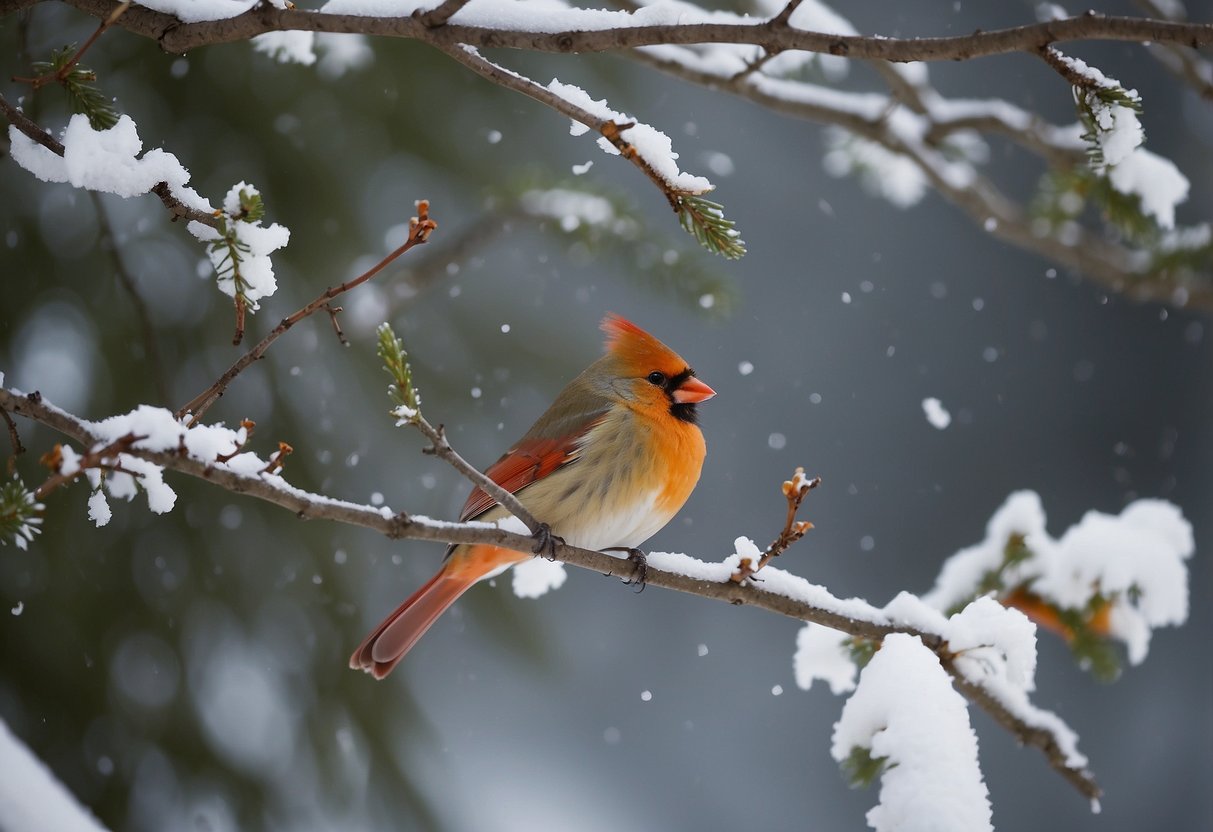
<box><xmin>840</xmin><ymin>746</ymin><xmax>893</xmax><ymax>789</ymax></box>
<box><xmin>376</xmin><ymin>322</ymin><xmax>421</xmax><ymax>421</ymax></box>
<box><xmin>677</xmin><ymin>194</ymin><xmax>747</xmax><ymax>260</ymax></box>
<box><xmin>1073</xmin><ymin>84</ymin><xmax>1143</xmax><ymax>170</ymax></box>
<box><xmin>33</xmin><ymin>46</ymin><xmax>118</xmax><ymax>131</ymax></box>
<box><xmin>207</xmin><ymin>188</ymin><xmax>268</xmax><ymax>324</ymax></box>
<box><xmin>0</xmin><ymin>476</ymin><xmax>44</xmax><ymax>550</ymax></box>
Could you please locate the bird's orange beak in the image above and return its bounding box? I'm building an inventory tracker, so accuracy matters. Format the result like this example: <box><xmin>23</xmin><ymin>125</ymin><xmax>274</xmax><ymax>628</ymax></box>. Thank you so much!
<box><xmin>672</xmin><ymin>376</ymin><xmax>716</xmax><ymax>404</ymax></box>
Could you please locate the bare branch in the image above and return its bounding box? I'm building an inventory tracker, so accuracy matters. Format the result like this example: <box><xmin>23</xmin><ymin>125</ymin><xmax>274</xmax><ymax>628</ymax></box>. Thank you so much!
<box><xmin>175</xmin><ymin>201</ymin><xmax>437</xmax><ymax>423</ymax></box>
<box><xmin>0</xmin><ymin>382</ymin><xmax>1101</xmax><ymax>803</ymax></box>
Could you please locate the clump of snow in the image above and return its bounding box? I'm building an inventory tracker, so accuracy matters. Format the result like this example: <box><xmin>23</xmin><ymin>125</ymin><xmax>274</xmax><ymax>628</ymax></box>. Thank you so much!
<box><xmin>87</xmin><ymin>490</ymin><xmax>112</xmax><ymax>527</ymax></box>
<box><xmin>188</xmin><ymin>182</ymin><xmax>290</xmax><ymax>309</ymax></box>
<box><xmin>134</xmin><ymin>0</ymin><xmax>262</xmax><ymax>22</ymax></box>
<box><xmin>9</xmin><ymin>114</ymin><xmax>211</xmax><ymax>212</ymax></box>
<box><xmin>512</xmin><ymin>557</ymin><xmax>568</xmax><ymax>598</ymax></box>
<box><xmin>945</xmin><ymin>596</ymin><xmax>1038</xmax><ymax>689</ymax></box>
<box><xmin>832</xmin><ymin>634</ymin><xmax>992</xmax><ymax>832</ymax></box>
<box><xmin>546</xmin><ymin>79</ymin><xmax>712</xmax><ymax>194</ymax></box>
<box><xmin>252</xmin><ymin>31</ymin><xmax>317</xmax><ymax>66</ymax></box>
<box><xmin>793</xmin><ymin>623</ymin><xmax>857</xmax><ymax>693</ymax></box>
<box><xmin>921</xmin><ymin>397</ymin><xmax>951</xmax><ymax>429</ymax></box>
<box><xmin>924</xmin><ymin>490</ymin><xmax>1193</xmax><ymax>665</ymax></box>
<box><xmin>1105</xmin><ymin>148</ymin><xmax>1189</xmax><ymax>230</ymax></box>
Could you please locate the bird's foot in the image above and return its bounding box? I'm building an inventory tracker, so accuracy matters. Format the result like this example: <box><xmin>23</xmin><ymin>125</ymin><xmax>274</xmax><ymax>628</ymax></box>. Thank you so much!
<box><xmin>531</xmin><ymin>523</ymin><xmax>564</xmax><ymax>560</ymax></box>
<box><xmin>604</xmin><ymin>546</ymin><xmax>648</xmax><ymax>592</ymax></box>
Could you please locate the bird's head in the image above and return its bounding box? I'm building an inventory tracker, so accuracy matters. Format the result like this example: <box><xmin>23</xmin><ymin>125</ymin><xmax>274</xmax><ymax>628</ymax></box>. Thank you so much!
<box><xmin>597</xmin><ymin>313</ymin><xmax>715</xmax><ymax>424</ymax></box>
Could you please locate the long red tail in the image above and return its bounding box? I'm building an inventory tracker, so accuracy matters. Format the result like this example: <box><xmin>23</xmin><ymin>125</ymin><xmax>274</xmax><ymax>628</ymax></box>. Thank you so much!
<box><xmin>349</xmin><ymin>569</ymin><xmax>474</xmax><ymax>679</ymax></box>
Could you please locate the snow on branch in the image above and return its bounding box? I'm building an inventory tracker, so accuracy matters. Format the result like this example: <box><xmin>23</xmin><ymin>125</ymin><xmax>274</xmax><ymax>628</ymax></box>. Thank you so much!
<box><xmin>832</xmin><ymin>633</ymin><xmax>992</xmax><ymax>832</ymax></box>
<box><xmin>52</xmin><ymin>0</ymin><xmax>1213</xmax><ymax>61</ymax></box>
<box><xmin>435</xmin><ymin>43</ymin><xmax>745</xmax><ymax>258</ymax></box>
<box><xmin>0</xmin><ymin>382</ymin><xmax>1103</xmax><ymax>802</ymax></box>
<box><xmin>0</xmin><ymin>95</ymin><xmax>215</xmax><ymax>227</ymax></box>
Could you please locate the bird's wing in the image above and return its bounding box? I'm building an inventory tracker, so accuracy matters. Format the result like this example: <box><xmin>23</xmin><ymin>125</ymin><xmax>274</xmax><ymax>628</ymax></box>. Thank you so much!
<box><xmin>459</xmin><ymin>405</ymin><xmax>609</xmax><ymax>523</ymax></box>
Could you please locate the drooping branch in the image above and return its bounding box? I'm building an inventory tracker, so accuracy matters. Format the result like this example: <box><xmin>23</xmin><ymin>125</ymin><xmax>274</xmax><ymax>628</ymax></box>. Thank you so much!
<box><xmin>46</xmin><ymin>0</ymin><xmax>1213</xmax><ymax>62</ymax></box>
<box><xmin>0</xmin><ymin>383</ymin><xmax>1100</xmax><ymax>803</ymax></box>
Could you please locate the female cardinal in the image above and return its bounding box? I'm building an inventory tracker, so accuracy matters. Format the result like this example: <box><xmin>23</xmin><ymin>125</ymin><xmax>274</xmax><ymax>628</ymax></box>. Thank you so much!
<box><xmin>350</xmin><ymin>314</ymin><xmax>715</xmax><ymax>678</ymax></box>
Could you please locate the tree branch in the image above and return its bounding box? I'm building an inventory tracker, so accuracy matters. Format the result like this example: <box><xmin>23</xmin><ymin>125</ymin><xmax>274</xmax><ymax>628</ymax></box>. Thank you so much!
<box><xmin>174</xmin><ymin>201</ymin><xmax>437</xmax><ymax>423</ymax></box>
<box><xmin>0</xmin><ymin>92</ymin><xmax>219</xmax><ymax>228</ymax></box>
<box><xmin>50</xmin><ymin>0</ymin><xmax>1213</xmax><ymax>62</ymax></box>
<box><xmin>630</xmin><ymin>46</ymin><xmax>1213</xmax><ymax>311</ymax></box>
<box><xmin>432</xmin><ymin>43</ymin><xmax>685</xmax><ymax>212</ymax></box>
<box><xmin>0</xmin><ymin>382</ymin><xmax>1100</xmax><ymax>803</ymax></box>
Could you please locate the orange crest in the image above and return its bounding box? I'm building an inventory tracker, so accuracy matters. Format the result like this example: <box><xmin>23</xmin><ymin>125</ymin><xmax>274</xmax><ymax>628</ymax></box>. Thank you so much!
<box><xmin>600</xmin><ymin>314</ymin><xmax>690</xmax><ymax>373</ymax></box>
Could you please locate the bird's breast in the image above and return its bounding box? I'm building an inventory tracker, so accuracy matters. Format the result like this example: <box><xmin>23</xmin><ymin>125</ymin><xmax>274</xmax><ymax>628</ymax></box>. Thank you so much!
<box><xmin>513</xmin><ymin>406</ymin><xmax>706</xmax><ymax>551</ymax></box>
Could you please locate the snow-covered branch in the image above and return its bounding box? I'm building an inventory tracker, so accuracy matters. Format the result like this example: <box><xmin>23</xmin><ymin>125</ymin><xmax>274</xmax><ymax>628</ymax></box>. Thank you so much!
<box><xmin>46</xmin><ymin>0</ymin><xmax>1213</xmax><ymax>61</ymax></box>
<box><xmin>0</xmin><ymin>92</ymin><xmax>216</xmax><ymax>227</ymax></box>
<box><xmin>0</xmin><ymin>383</ymin><xmax>1104</xmax><ymax>802</ymax></box>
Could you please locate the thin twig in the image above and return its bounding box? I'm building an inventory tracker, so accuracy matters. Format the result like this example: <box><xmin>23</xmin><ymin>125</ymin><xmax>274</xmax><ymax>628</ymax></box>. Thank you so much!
<box><xmin>175</xmin><ymin>201</ymin><xmax>437</xmax><ymax>423</ymax></box>
<box><xmin>409</xmin><ymin>412</ymin><xmax>542</xmax><ymax>534</ymax></box>
<box><xmin>1036</xmin><ymin>45</ymin><xmax>1104</xmax><ymax>89</ymax></box>
<box><xmin>0</xmin><ymin>382</ymin><xmax>1101</xmax><ymax>803</ymax></box>
<box><xmin>434</xmin><ymin>44</ymin><xmax>685</xmax><ymax>211</ymax></box>
<box><xmin>732</xmin><ymin>467</ymin><xmax>819</xmax><ymax>582</ymax></box>
<box><xmin>323</xmin><ymin>304</ymin><xmax>348</xmax><ymax>346</ymax></box>
<box><xmin>12</xmin><ymin>1</ymin><xmax>130</xmax><ymax>89</ymax></box>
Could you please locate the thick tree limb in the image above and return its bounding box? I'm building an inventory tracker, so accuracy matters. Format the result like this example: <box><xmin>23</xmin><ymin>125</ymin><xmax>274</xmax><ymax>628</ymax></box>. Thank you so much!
<box><xmin>47</xmin><ymin>0</ymin><xmax>1213</xmax><ymax>61</ymax></box>
<box><xmin>0</xmin><ymin>383</ymin><xmax>1100</xmax><ymax>803</ymax></box>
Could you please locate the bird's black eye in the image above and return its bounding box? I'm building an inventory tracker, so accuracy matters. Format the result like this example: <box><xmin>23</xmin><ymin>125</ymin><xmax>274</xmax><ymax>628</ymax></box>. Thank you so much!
<box><xmin>647</xmin><ymin>371</ymin><xmax>667</xmax><ymax>387</ymax></box>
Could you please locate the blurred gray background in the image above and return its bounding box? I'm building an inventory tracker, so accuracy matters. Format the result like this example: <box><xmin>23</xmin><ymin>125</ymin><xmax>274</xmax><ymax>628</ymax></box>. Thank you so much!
<box><xmin>1</xmin><ymin>0</ymin><xmax>1210</xmax><ymax>829</ymax></box>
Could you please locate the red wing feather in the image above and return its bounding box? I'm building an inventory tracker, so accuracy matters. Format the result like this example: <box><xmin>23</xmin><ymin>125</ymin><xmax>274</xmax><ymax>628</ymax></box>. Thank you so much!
<box><xmin>459</xmin><ymin>428</ymin><xmax>597</xmax><ymax>522</ymax></box>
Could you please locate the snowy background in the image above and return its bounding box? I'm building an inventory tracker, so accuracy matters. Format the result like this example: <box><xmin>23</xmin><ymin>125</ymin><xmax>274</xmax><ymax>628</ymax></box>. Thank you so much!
<box><xmin>1</xmin><ymin>1</ymin><xmax>1211</xmax><ymax>830</ymax></box>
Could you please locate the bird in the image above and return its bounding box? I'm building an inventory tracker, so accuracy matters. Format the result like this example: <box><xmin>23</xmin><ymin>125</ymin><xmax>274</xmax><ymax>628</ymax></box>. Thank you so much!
<box><xmin>350</xmin><ymin>313</ymin><xmax>715</xmax><ymax>679</ymax></box>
